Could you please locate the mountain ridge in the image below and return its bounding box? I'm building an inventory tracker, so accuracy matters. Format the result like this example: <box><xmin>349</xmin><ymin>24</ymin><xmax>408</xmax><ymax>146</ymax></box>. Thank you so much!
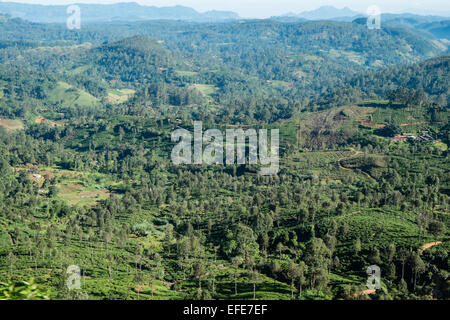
<box><xmin>0</xmin><ymin>2</ymin><xmax>240</xmax><ymax>23</ymax></box>
<box><xmin>295</xmin><ymin>5</ymin><xmax>361</xmax><ymax>20</ymax></box>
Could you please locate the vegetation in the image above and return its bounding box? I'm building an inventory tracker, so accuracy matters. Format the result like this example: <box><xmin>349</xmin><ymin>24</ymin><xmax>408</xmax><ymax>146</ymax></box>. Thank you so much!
<box><xmin>0</xmin><ymin>11</ymin><xmax>448</xmax><ymax>301</ymax></box>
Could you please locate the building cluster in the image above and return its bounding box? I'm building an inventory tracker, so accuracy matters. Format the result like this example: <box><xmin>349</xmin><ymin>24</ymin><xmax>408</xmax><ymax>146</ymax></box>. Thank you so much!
<box><xmin>391</xmin><ymin>131</ymin><xmax>438</xmax><ymax>143</ymax></box>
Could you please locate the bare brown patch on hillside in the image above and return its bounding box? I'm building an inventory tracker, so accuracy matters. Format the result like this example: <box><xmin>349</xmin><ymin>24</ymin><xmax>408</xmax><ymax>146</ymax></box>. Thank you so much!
<box><xmin>35</xmin><ymin>116</ymin><xmax>45</xmax><ymax>124</ymax></box>
<box><xmin>419</xmin><ymin>241</ymin><xmax>443</xmax><ymax>254</ymax></box>
<box><xmin>354</xmin><ymin>289</ymin><xmax>376</xmax><ymax>297</ymax></box>
<box><xmin>0</xmin><ymin>118</ymin><xmax>24</xmax><ymax>131</ymax></box>
<box><xmin>358</xmin><ymin>117</ymin><xmax>385</xmax><ymax>128</ymax></box>
<box><xmin>400</xmin><ymin>122</ymin><xmax>425</xmax><ymax>126</ymax></box>
<box><xmin>35</xmin><ymin>116</ymin><xmax>62</xmax><ymax>127</ymax></box>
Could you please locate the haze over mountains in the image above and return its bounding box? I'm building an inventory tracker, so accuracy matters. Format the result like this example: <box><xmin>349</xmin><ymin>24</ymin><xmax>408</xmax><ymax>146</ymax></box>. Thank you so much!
<box><xmin>283</xmin><ymin>6</ymin><xmax>361</xmax><ymax>20</ymax></box>
<box><xmin>0</xmin><ymin>2</ymin><xmax>449</xmax><ymax>23</ymax></box>
<box><xmin>0</xmin><ymin>2</ymin><xmax>240</xmax><ymax>22</ymax></box>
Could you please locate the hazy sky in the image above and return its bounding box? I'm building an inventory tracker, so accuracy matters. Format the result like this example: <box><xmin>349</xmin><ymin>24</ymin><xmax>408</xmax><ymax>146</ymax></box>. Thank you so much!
<box><xmin>3</xmin><ymin>1</ymin><xmax>450</xmax><ymax>18</ymax></box>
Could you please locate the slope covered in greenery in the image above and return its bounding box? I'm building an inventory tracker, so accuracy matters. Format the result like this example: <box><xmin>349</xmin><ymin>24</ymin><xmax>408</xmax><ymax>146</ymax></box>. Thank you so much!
<box><xmin>0</xmin><ymin>13</ymin><xmax>448</xmax><ymax>301</ymax></box>
<box><xmin>316</xmin><ymin>54</ymin><xmax>450</xmax><ymax>108</ymax></box>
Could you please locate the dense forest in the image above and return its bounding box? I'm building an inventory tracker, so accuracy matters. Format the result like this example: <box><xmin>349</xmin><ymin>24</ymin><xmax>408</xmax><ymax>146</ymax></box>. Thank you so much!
<box><xmin>0</xmin><ymin>11</ymin><xmax>449</xmax><ymax>300</ymax></box>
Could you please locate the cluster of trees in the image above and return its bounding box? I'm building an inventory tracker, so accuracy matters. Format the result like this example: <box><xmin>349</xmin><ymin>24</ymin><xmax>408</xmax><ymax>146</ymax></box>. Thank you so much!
<box><xmin>0</xmin><ymin>66</ymin><xmax>56</xmax><ymax>117</ymax></box>
<box><xmin>0</xmin><ymin>109</ymin><xmax>448</xmax><ymax>299</ymax></box>
<box><xmin>314</xmin><ymin>55</ymin><xmax>449</xmax><ymax>110</ymax></box>
<box><xmin>0</xmin><ymin>13</ymin><xmax>448</xmax><ymax>300</ymax></box>
<box><xmin>1</xmin><ymin>16</ymin><xmax>448</xmax><ymax>124</ymax></box>
<box><xmin>386</xmin><ymin>88</ymin><xmax>427</xmax><ymax>108</ymax></box>
<box><xmin>91</xmin><ymin>36</ymin><xmax>174</xmax><ymax>86</ymax></box>
<box><xmin>128</xmin><ymin>83</ymin><xmax>204</xmax><ymax>108</ymax></box>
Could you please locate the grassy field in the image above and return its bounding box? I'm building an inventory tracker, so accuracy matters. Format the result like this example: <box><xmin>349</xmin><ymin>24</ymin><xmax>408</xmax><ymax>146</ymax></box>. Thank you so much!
<box><xmin>13</xmin><ymin>165</ymin><xmax>120</xmax><ymax>207</ymax></box>
<box><xmin>0</xmin><ymin>118</ymin><xmax>24</xmax><ymax>131</ymax></box>
<box><xmin>336</xmin><ymin>209</ymin><xmax>425</xmax><ymax>248</ymax></box>
<box><xmin>190</xmin><ymin>84</ymin><xmax>216</xmax><ymax>96</ymax></box>
<box><xmin>48</xmin><ymin>82</ymin><xmax>99</xmax><ymax>108</ymax></box>
<box><xmin>107</xmin><ymin>88</ymin><xmax>135</xmax><ymax>104</ymax></box>
<box><xmin>175</xmin><ymin>70</ymin><xmax>199</xmax><ymax>77</ymax></box>
<box><xmin>58</xmin><ymin>184</ymin><xmax>112</xmax><ymax>206</ymax></box>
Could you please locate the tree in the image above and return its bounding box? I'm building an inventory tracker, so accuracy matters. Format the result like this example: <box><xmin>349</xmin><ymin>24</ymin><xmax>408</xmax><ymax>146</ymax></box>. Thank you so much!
<box><xmin>276</xmin><ymin>242</ymin><xmax>284</xmax><ymax>258</ymax></box>
<box><xmin>249</xmin><ymin>270</ymin><xmax>262</xmax><ymax>300</ymax></box>
<box><xmin>164</xmin><ymin>223</ymin><xmax>175</xmax><ymax>254</ymax></box>
<box><xmin>377</xmin><ymin>124</ymin><xmax>401</xmax><ymax>137</ymax></box>
<box><xmin>297</xmin><ymin>261</ymin><xmax>308</xmax><ymax>298</ymax></box>
<box><xmin>286</xmin><ymin>260</ymin><xmax>308</xmax><ymax>299</ymax></box>
<box><xmin>397</xmin><ymin>249</ymin><xmax>409</xmax><ymax>280</ymax></box>
<box><xmin>287</xmin><ymin>261</ymin><xmax>299</xmax><ymax>299</ymax></box>
<box><xmin>410</xmin><ymin>253</ymin><xmax>426</xmax><ymax>291</ymax></box>
<box><xmin>234</xmin><ymin>224</ymin><xmax>259</xmax><ymax>269</ymax></box>
<box><xmin>324</xmin><ymin>234</ymin><xmax>337</xmax><ymax>255</ymax></box>
<box><xmin>6</xmin><ymin>252</ymin><xmax>16</xmax><ymax>280</ymax></box>
<box><xmin>387</xmin><ymin>243</ymin><xmax>396</xmax><ymax>264</ymax></box>
<box><xmin>48</xmin><ymin>185</ymin><xmax>59</xmax><ymax>198</ymax></box>
<box><xmin>193</xmin><ymin>260</ymin><xmax>207</xmax><ymax>291</ymax></box>
<box><xmin>230</xmin><ymin>256</ymin><xmax>243</xmax><ymax>295</ymax></box>
<box><xmin>386</xmin><ymin>263</ymin><xmax>396</xmax><ymax>281</ymax></box>
<box><xmin>428</xmin><ymin>221</ymin><xmax>445</xmax><ymax>241</ymax></box>
<box><xmin>206</xmin><ymin>262</ymin><xmax>218</xmax><ymax>296</ymax></box>
<box><xmin>354</xmin><ymin>238</ymin><xmax>362</xmax><ymax>255</ymax></box>
<box><xmin>369</xmin><ymin>248</ymin><xmax>382</xmax><ymax>265</ymax></box>
<box><xmin>305</xmin><ymin>238</ymin><xmax>332</xmax><ymax>290</ymax></box>
<box><xmin>149</xmin><ymin>253</ymin><xmax>164</xmax><ymax>300</ymax></box>
<box><xmin>270</xmin><ymin>260</ymin><xmax>281</xmax><ymax>284</ymax></box>
<box><xmin>416</xmin><ymin>213</ymin><xmax>429</xmax><ymax>241</ymax></box>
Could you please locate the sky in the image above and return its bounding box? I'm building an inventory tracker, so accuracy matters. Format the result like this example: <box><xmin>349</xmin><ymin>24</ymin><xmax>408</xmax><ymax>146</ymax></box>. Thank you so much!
<box><xmin>2</xmin><ymin>0</ymin><xmax>450</xmax><ymax>18</ymax></box>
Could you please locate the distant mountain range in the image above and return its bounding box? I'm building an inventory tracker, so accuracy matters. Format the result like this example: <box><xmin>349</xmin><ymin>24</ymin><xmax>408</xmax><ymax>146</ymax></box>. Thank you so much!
<box><xmin>278</xmin><ymin>6</ymin><xmax>449</xmax><ymax>22</ymax></box>
<box><xmin>291</xmin><ymin>6</ymin><xmax>361</xmax><ymax>20</ymax></box>
<box><xmin>270</xmin><ymin>6</ymin><xmax>450</xmax><ymax>40</ymax></box>
<box><xmin>0</xmin><ymin>2</ymin><xmax>448</xmax><ymax>26</ymax></box>
<box><xmin>0</xmin><ymin>2</ymin><xmax>240</xmax><ymax>23</ymax></box>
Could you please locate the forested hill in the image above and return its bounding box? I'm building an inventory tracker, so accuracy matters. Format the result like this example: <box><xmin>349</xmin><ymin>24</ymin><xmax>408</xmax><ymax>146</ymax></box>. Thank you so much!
<box><xmin>96</xmin><ymin>19</ymin><xmax>447</xmax><ymax>72</ymax></box>
<box><xmin>0</xmin><ymin>66</ymin><xmax>57</xmax><ymax>117</ymax></box>
<box><xmin>88</xmin><ymin>36</ymin><xmax>176</xmax><ymax>85</ymax></box>
<box><xmin>1</xmin><ymin>13</ymin><xmax>447</xmax><ymax>61</ymax></box>
<box><xmin>1</xmin><ymin>14</ymin><xmax>448</xmax><ymax>119</ymax></box>
<box><xmin>1</xmin><ymin>14</ymin><xmax>448</xmax><ymax>105</ymax></box>
<box><xmin>0</xmin><ymin>17</ymin><xmax>449</xmax><ymax>124</ymax></box>
<box><xmin>316</xmin><ymin>54</ymin><xmax>450</xmax><ymax>107</ymax></box>
<box><xmin>0</xmin><ymin>14</ymin><xmax>95</xmax><ymax>43</ymax></box>
<box><xmin>0</xmin><ymin>7</ymin><xmax>449</xmax><ymax>302</ymax></box>
<box><xmin>418</xmin><ymin>20</ymin><xmax>450</xmax><ymax>40</ymax></box>
<box><xmin>351</xmin><ymin>54</ymin><xmax>450</xmax><ymax>97</ymax></box>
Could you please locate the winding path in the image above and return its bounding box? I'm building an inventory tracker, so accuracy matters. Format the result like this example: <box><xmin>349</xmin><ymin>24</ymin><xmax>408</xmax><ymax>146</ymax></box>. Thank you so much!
<box><xmin>419</xmin><ymin>241</ymin><xmax>443</xmax><ymax>254</ymax></box>
<box><xmin>337</xmin><ymin>151</ymin><xmax>376</xmax><ymax>181</ymax></box>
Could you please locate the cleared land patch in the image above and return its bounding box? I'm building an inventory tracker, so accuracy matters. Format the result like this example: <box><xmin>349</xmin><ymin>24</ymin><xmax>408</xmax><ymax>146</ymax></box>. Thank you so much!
<box><xmin>59</xmin><ymin>183</ymin><xmax>112</xmax><ymax>206</ymax></box>
<box><xmin>190</xmin><ymin>84</ymin><xmax>216</xmax><ymax>96</ymax></box>
<box><xmin>0</xmin><ymin>118</ymin><xmax>24</xmax><ymax>131</ymax></box>
<box><xmin>107</xmin><ymin>88</ymin><xmax>135</xmax><ymax>104</ymax></box>
<box><xmin>48</xmin><ymin>81</ymin><xmax>99</xmax><ymax>108</ymax></box>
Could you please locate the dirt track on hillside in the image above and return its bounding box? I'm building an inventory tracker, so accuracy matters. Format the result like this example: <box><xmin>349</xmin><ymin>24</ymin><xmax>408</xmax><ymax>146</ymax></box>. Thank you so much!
<box><xmin>354</xmin><ymin>289</ymin><xmax>376</xmax><ymax>298</ymax></box>
<box><xmin>337</xmin><ymin>151</ymin><xmax>362</xmax><ymax>170</ymax></box>
<box><xmin>337</xmin><ymin>151</ymin><xmax>376</xmax><ymax>181</ymax></box>
<box><xmin>419</xmin><ymin>241</ymin><xmax>443</xmax><ymax>254</ymax></box>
